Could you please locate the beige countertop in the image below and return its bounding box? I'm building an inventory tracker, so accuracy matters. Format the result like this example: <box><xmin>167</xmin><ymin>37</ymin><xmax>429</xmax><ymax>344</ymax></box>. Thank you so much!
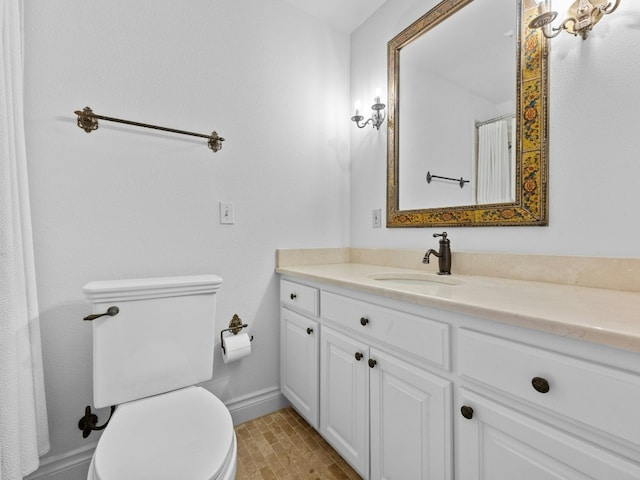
<box><xmin>276</xmin><ymin>262</ymin><xmax>640</xmax><ymax>353</ymax></box>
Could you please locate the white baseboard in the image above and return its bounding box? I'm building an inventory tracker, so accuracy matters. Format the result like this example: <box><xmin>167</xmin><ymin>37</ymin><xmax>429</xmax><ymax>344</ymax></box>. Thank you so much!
<box><xmin>26</xmin><ymin>442</ymin><xmax>96</xmax><ymax>480</ymax></box>
<box><xmin>26</xmin><ymin>388</ymin><xmax>288</xmax><ymax>480</ymax></box>
<box><xmin>226</xmin><ymin>386</ymin><xmax>290</xmax><ymax>425</ymax></box>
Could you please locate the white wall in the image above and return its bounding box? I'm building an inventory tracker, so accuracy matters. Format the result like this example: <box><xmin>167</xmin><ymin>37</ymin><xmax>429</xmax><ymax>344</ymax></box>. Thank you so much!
<box><xmin>23</xmin><ymin>0</ymin><xmax>350</xmax><ymax>473</ymax></box>
<box><xmin>351</xmin><ymin>0</ymin><xmax>640</xmax><ymax>257</ymax></box>
<box><xmin>400</xmin><ymin>70</ymin><xmax>494</xmax><ymax>210</ymax></box>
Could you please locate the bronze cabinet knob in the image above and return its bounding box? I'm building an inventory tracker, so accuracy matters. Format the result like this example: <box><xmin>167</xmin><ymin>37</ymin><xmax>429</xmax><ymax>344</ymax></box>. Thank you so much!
<box><xmin>355</xmin><ymin>352</ymin><xmax>363</xmax><ymax>361</ymax></box>
<box><xmin>290</xmin><ymin>293</ymin><xmax>297</xmax><ymax>300</ymax></box>
<box><xmin>360</xmin><ymin>317</ymin><xmax>369</xmax><ymax>326</ymax></box>
<box><xmin>368</xmin><ymin>358</ymin><xmax>377</xmax><ymax>369</ymax></box>
<box><xmin>306</xmin><ymin>327</ymin><xmax>313</xmax><ymax>335</ymax></box>
<box><xmin>460</xmin><ymin>405</ymin><xmax>474</xmax><ymax>420</ymax></box>
<box><xmin>532</xmin><ymin>377</ymin><xmax>550</xmax><ymax>393</ymax></box>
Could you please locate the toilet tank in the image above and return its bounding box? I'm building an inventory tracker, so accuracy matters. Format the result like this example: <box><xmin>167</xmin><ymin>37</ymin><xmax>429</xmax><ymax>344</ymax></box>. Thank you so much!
<box><xmin>83</xmin><ymin>275</ymin><xmax>223</xmax><ymax>408</ymax></box>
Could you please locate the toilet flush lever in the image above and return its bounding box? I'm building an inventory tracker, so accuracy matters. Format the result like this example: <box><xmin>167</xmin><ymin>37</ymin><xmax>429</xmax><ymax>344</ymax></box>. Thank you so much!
<box><xmin>83</xmin><ymin>306</ymin><xmax>119</xmax><ymax>321</ymax></box>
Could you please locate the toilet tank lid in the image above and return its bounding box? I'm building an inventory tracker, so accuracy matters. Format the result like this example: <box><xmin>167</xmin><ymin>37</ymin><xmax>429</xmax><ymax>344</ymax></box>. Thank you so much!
<box><xmin>83</xmin><ymin>274</ymin><xmax>223</xmax><ymax>302</ymax></box>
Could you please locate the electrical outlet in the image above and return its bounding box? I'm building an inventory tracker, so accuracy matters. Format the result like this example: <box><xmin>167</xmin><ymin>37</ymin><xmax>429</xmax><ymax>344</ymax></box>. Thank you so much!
<box><xmin>372</xmin><ymin>208</ymin><xmax>382</xmax><ymax>228</ymax></box>
<box><xmin>220</xmin><ymin>202</ymin><xmax>234</xmax><ymax>224</ymax></box>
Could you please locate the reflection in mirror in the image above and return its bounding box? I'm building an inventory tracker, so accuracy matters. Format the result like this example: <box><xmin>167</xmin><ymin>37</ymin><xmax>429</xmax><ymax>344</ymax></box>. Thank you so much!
<box><xmin>387</xmin><ymin>0</ymin><xmax>549</xmax><ymax>227</ymax></box>
<box><xmin>475</xmin><ymin>113</ymin><xmax>515</xmax><ymax>204</ymax></box>
<box><xmin>399</xmin><ymin>0</ymin><xmax>516</xmax><ymax>210</ymax></box>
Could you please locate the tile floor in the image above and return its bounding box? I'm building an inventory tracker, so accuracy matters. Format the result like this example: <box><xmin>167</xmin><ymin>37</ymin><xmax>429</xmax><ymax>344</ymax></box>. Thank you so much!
<box><xmin>235</xmin><ymin>407</ymin><xmax>362</xmax><ymax>479</ymax></box>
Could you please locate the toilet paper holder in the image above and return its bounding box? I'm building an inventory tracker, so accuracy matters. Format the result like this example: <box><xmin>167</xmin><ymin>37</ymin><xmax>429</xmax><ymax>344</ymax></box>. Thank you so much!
<box><xmin>220</xmin><ymin>314</ymin><xmax>254</xmax><ymax>354</ymax></box>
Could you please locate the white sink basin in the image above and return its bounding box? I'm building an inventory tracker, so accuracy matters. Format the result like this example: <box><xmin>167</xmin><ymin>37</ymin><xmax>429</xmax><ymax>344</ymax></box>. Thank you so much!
<box><xmin>367</xmin><ymin>272</ymin><xmax>461</xmax><ymax>286</ymax></box>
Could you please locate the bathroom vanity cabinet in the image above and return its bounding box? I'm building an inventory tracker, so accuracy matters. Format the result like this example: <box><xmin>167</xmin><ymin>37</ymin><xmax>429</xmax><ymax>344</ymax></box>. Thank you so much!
<box><xmin>279</xmin><ymin>276</ymin><xmax>640</xmax><ymax>480</ymax></box>
<box><xmin>279</xmin><ymin>279</ymin><xmax>320</xmax><ymax>428</ymax></box>
<box><xmin>320</xmin><ymin>326</ymin><xmax>451</xmax><ymax>479</ymax></box>
<box><xmin>319</xmin><ymin>290</ymin><xmax>452</xmax><ymax>479</ymax></box>
<box><xmin>281</xmin><ymin>280</ymin><xmax>451</xmax><ymax>479</ymax></box>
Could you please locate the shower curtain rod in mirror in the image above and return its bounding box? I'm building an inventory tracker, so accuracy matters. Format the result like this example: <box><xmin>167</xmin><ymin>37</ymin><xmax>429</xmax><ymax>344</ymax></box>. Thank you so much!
<box><xmin>74</xmin><ymin>106</ymin><xmax>225</xmax><ymax>153</ymax></box>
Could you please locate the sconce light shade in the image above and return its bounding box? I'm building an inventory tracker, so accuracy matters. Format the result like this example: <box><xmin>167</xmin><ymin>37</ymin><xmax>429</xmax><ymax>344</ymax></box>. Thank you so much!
<box><xmin>529</xmin><ymin>0</ymin><xmax>621</xmax><ymax>40</ymax></box>
<box><xmin>351</xmin><ymin>96</ymin><xmax>386</xmax><ymax>130</ymax></box>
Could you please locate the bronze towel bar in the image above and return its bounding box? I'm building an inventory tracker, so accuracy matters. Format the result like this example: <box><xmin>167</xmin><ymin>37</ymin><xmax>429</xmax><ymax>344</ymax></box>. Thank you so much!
<box><xmin>74</xmin><ymin>106</ymin><xmax>225</xmax><ymax>153</ymax></box>
<box><xmin>426</xmin><ymin>171</ymin><xmax>469</xmax><ymax>189</ymax></box>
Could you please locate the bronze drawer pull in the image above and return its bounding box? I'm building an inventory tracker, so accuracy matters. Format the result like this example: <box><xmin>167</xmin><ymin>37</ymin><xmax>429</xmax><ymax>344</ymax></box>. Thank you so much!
<box><xmin>368</xmin><ymin>358</ymin><xmax>377</xmax><ymax>368</ymax></box>
<box><xmin>461</xmin><ymin>405</ymin><xmax>474</xmax><ymax>420</ymax></box>
<box><xmin>306</xmin><ymin>327</ymin><xmax>313</xmax><ymax>335</ymax></box>
<box><xmin>290</xmin><ymin>293</ymin><xmax>297</xmax><ymax>300</ymax></box>
<box><xmin>355</xmin><ymin>352</ymin><xmax>363</xmax><ymax>361</ymax></box>
<box><xmin>360</xmin><ymin>317</ymin><xmax>369</xmax><ymax>326</ymax></box>
<box><xmin>532</xmin><ymin>376</ymin><xmax>550</xmax><ymax>394</ymax></box>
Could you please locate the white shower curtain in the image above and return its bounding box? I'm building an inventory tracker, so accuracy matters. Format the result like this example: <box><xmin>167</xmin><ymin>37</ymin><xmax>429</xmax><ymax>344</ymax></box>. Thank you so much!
<box><xmin>0</xmin><ymin>0</ymin><xmax>51</xmax><ymax>478</ymax></box>
<box><xmin>476</xmin><ymin>119</ymin><xmax>513</xmax><ymax>204</ymax></box>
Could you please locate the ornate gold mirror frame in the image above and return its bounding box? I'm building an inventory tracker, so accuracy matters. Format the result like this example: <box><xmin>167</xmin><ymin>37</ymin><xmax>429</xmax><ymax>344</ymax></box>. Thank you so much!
<box><xmin>387</xmin><ymin>0</ymin><xmax>549</xmax><ymax>227</ymax></box>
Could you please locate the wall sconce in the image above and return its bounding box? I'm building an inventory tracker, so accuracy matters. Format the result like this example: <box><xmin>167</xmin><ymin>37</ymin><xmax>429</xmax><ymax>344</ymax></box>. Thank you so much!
<box><xmin>529</xmin><ymin>0</ymin><xmax>621</xmax><ymax>40</ymax></box>
<box><xmin>351</xmin><ymin>94</ymin><xmax>386</xmax><ymax>130</ymax></box>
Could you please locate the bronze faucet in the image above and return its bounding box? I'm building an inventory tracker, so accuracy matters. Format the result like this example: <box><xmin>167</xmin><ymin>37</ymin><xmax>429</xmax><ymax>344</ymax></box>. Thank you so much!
<box><xmin>423</xmin><ymin>232</ymin><xmax>451</xmax><ymax>275</ymax></box>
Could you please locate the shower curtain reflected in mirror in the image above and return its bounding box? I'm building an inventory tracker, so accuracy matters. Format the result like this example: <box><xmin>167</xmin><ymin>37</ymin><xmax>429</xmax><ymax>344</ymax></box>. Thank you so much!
<box><xmin>476</xmin><ymin>116</ymin><xmax>515</xmax><ymax>205</ymax></box>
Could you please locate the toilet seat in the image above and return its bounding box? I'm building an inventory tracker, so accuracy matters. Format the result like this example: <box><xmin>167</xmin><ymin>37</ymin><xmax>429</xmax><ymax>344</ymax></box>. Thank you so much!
<box><xmin>88</xmin><ymin>387</ymin><xmax>236</xmax><ymax>480</ymax></box>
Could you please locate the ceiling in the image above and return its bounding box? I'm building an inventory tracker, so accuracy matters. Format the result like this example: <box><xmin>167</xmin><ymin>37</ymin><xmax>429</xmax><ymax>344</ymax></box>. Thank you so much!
<box><xmin>278</xmin><ymin>0</ymin><xmax>388</xmax><ymax>34</ymax></box>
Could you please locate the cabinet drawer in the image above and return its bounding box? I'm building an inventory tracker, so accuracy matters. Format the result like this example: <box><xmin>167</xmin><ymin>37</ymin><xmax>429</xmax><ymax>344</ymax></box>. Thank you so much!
<box><xmin>321</xmin><ymin>291</ymin><xmax>450</xmax><ymax>370</ymax></box>
<box><xmin>459</xmin><ymin>329</ymin><xmax>640</xmax><ymax>446</ymax></box>
<box><xmin>458</xmin><ymin>388</ymin><xmax>640</xmax><ymax>480</ymax></box>
<box><xmin>280</xmin><ymin>280</ymin><xmax>319</xmax><ymax>317</ymax></box>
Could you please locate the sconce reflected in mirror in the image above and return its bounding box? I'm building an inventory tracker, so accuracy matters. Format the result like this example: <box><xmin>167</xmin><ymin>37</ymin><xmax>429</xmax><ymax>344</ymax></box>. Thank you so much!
<box><xmin>351</xmin><ymin>92</ymin><xmax>386</xmax><ymax>130</ymax></box>
<box><xmin>529</xmin><ymin>0</ymin><xmax>621</xmax><ymax>40</ymax></box>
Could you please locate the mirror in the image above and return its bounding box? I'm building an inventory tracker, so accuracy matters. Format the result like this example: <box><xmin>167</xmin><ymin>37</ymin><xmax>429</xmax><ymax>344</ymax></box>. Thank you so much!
<box><xmin>387</xmin><ymin>0</ymin><xmax>549</xmax><ymax>227</ymax></box>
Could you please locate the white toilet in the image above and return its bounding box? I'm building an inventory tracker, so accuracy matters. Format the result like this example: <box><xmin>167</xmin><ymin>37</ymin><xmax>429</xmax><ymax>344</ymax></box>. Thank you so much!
<box><xmin>83</xmin><ymin>274</ymin><xmax>237</xmax><ymax>480</ymax></box>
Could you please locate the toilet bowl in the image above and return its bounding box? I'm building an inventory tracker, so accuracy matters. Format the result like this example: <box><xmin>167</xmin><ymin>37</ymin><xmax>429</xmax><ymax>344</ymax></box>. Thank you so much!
<box><xmin>83</xmin><ymin>275</ymin><xmax>236</xmax><ymax>480</ymax></box>
<box><xmin>87</xmin><ymin>387</ymin><xmax>236</xmax><ymax>480</ymax></box>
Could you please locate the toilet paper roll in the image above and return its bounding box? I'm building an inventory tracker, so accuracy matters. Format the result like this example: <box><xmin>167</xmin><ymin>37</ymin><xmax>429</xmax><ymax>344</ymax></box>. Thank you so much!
<box><xmin>222</xmin><ymin>333</ymin><xmax>252</xmax><ymax>364</ymax></box>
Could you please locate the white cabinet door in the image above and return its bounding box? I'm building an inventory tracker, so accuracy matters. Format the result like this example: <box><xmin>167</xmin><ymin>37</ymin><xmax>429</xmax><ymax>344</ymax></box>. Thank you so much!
<box><xmin>320</xmin><ymin>326</ymin><xmax>370</xmax><ymax>478</ymax></box>
<box><xmin>457</xmin><ymin>389</ymin><xmax>640</xmax><ymax>480</ymax></box>
<box><xmin>280</xmin><ymin>308</ymin><xmax>319</xmax><ymax>428</ymax></box>
<box><xmin>369</xmin><ymin>348</ymin><xmax>452</xmax><ymax>480</ymax></box>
